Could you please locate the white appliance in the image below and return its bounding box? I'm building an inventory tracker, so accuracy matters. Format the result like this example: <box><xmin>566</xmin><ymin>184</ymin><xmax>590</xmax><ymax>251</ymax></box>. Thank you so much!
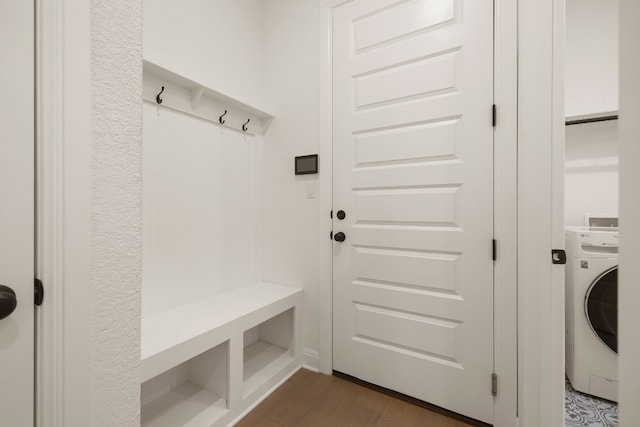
<box><xmin>565</xmin><ymin>227</ymin><xmax>618</xmax><ymax>401</ymax></box>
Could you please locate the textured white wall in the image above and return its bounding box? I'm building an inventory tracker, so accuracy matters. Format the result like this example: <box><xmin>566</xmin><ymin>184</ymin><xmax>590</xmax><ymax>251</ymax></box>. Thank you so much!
<box><xmin>565</xmin><ymin>0</ymin><xmax>619</xmax><ymax>118</ymax></box>
<box><xmin>90</xmin><ymin>0</ymin><xmax>143</xmax><ymax>425</ymax></box>
<box><xmin>564</xmin><ymin>120</ymin><xmax>618</xmax><ymax>226</ymax></box>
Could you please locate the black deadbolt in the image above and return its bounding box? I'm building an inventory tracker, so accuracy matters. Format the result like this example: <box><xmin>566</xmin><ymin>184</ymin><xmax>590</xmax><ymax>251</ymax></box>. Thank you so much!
<box><xmin>334</xmin><ymin>232</ymin><xmax>346</xmax><ymax>242</ymax></box>
<box><xmin>336</xmin><ymin>210</ymin><xmax>346</xmax><ymax>220</ymax></box>
<box><xmin>0</xmin><ymin>285</ymin><xmax>17</xmax><ymax>320</ymax></box>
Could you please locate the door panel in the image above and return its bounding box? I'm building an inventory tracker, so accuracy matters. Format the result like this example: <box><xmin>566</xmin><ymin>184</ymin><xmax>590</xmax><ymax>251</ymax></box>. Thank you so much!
<box><xmin>354</xmin><ymin>118</ymin><xmax>460</xmax><ymax>166</ymax></box>
<box><xmin>0</xmin><ymin>1</ymin><xmax>35</xmax><ymax>425</ymax></box>
<box><xmin>353</xmin><ymin>0</ymin><xmax>457</xmax><ymax>52</ymax></box>
<box><xmin>353</xmin><ymin>246</ymin><xmax>458</xmax><ymax>291</ymax></box>
<box><xmin>332</xmin><ymin>0</ymin><xmax>494</xmax><ymax>423</ymax></box>
<box><xmin>354</xmin><ymin>51</ymin><xmax>459</xmax><ymax>108</ymax></box>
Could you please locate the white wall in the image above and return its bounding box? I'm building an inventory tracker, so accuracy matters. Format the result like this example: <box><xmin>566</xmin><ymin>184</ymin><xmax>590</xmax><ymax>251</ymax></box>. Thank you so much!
<box><xmin>142</xmin><ymin>0</ymin><xmax>266</xmax><ymax>317</ymax></box>
<box><xmin>261</xmin><ymin>0</ymin><xmax>322</xmax><ymax>369</ymax></box>
<box><xmin>564</xmin><ymin>120</ymin><xmax>618</xmax><ymax>226</ymax></box>
<box><xmin>564</xmin><ymin>0</ymin><xmax>619</xmax><ymax>228</ymax></box>
<box><xmin>142</xmin><ymin>0</ymin><xmax>324</xmax><ymax>367</ymax></box>
<box><xmin>618</xmin><ymin>0</ymin><xmax>640</xmax><ymax>424</ymax></box>
<box><xmin>143</xmin><ymin>0</ymin><xmax>267</xmax><ymax>109</ymax></box>
<box><xmin>565</xmin><ymin>0</ymin><xmax>619</xmax><ymax>118</ymax></box>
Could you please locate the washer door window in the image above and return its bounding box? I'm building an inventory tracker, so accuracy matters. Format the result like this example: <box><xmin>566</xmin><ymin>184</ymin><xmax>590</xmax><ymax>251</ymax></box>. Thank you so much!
<box><xmin>585</xmin><ymin>266</ymin><xmax>618</xmax><ymax>353</ymax></box>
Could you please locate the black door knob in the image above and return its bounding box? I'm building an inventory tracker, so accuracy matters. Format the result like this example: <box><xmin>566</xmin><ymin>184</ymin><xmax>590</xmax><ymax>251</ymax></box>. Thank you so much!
<box><xmin>334</xmin><ymin>232</ymin><xmax>346</xmax><ymax>242</ymax></box>
<box><xmin>0</xmin><ymin>285</ymin><xmax>17</xmax><ymax>320</ymax></box>
<box><xmin>336</xmin><ymin>210</ymin><xmax>346</xmax><ymax>220</ymax></box>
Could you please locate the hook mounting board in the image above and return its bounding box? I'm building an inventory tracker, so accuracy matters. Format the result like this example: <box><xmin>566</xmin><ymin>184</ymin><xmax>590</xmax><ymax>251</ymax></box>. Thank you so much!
<box><xmin>142</xmin><ymin>60</ymin><xmax>275</xmax><ymax>136</ymax></box>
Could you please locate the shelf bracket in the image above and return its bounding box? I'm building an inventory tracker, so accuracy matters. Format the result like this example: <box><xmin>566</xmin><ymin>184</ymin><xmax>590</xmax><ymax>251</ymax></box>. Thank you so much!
<box><xmin>191</xmin><ymin>86</ymin><xmax>205</xmax><ymax>110</ymax></box>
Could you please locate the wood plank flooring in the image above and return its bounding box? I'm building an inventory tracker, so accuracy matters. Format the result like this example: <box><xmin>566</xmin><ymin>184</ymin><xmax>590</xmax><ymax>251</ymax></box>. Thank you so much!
<box><xmin>236</xmin><ymin>369</ymin><xmax>475</xmax><ymax>427</ymax></box>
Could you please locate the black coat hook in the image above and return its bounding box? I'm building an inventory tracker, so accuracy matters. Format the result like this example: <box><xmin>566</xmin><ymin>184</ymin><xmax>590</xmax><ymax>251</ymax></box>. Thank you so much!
<box><xmin>156</xmin><ymin>86</ymin><xmax>165</xmax><ymax>104</ymax></box>
<box><xmin>219</xmin><ymin>110</ymin><xmax>227</xmax><ymax>124</ymax></box>
<box><xmin>242</xmin><ymin>118</ymin><xmax>250</xmax><ymax>132</ymax></box>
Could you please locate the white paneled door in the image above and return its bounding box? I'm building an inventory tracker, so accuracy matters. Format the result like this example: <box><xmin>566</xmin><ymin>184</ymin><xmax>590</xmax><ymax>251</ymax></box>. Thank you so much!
<box><xmin>0</xmin><ymin>0</ymin><xmax>35</xmax><ymax>425</ymax></box>
<box><xmin>332</xmin><ymin>0</ymin><xmax>494</xmax><ymax>423</ymax></box>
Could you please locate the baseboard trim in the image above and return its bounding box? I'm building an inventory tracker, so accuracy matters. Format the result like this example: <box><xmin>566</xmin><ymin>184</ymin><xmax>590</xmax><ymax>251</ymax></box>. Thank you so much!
<box><xmin>301</xmin><ymin>347</ymin><xmax>320</xmax><ymax>372</ymax></box>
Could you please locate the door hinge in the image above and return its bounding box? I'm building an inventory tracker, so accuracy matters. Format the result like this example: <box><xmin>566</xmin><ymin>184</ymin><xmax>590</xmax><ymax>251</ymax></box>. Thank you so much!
<box><xmin>492</xmin><ymin>373</ymin><xmax>498</xmax><ymax>396</ymax></box>
<box><xmin>552</xmin><ymin>249</ymin><xmax>567</xmax><ymax>265</ymax></box>
<box><xmin>492</xmin><ymin>104</ymin><xmax>497</xmax><ymax>127</ymax></box>
<box><xmin>492</xmin><ymin>239</ymin><xmax>497</xmax><ymax>261</ymax></box>
<box><xmin>34</xmin><ymin>278</ymin><xmax>44</xmax><ymax>306</ymax></box>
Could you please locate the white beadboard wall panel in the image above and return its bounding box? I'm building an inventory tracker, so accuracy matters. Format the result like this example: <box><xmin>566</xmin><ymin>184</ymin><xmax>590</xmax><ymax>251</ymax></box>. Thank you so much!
<box><xmin>142</xmin><ymin>103</ymin><xmax>262</xmax><ymax>317</ymax></box>
<box><xmin>261</xmin><ymin>0</ymin><xmax>322</xmax><ymax>359</ymax></box>
<box><xmin>143</xmin><ymin>0</ymin><xmax>267</xmax><ymax>112</ymax></box>
<box><xmin>564</xmin><ymin>120</ymin><xmax>619</xmax><ymax>226</ymax></box>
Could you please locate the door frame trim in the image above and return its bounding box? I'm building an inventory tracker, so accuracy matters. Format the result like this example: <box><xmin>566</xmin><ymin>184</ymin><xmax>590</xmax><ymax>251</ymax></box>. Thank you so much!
<box><xmin>35</xmin><ymin>1</ymin><xmax>65</xmax><ymax>423</ymax></box>
<box><xmin>319</xmin><ymin>0</ymin><xmax>519</xmax><ymax>424</ymax></box>
<box><xmin>318</xmin><ymin>0</ymin><xmax>334</xmax><ymax>376</ymax></box>
<box><xmin>36</xmin><ymin>0</ymin><xmax>93</xmax><ymax>424</ymax></box>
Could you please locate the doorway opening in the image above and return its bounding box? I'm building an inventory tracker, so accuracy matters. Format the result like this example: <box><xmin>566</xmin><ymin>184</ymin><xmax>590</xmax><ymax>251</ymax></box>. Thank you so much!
<box><xmin>563</xmin><ymin>0</ymin><xmax>620</xmax><ymax>425</ymax></box>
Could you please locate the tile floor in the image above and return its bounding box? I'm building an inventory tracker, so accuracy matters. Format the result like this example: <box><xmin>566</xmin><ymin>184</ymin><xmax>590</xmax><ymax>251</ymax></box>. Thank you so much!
<box><xmin>565</xmin><ymin>379</ymin><xmax>618</xmax><ymax>427</ymax></box>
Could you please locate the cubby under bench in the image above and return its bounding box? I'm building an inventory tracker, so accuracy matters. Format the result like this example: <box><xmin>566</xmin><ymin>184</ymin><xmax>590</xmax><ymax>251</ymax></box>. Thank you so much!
<box><xmin>140</xmin><ymin>282</ymin><xmax>303</xmax><ymax>427</ymax></box>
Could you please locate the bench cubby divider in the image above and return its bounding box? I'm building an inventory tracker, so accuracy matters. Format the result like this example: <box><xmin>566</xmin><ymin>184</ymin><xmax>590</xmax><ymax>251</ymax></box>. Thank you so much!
<box><xmin>140</xmin><ymin>282</ymin><xmax>303</xmax><ymax>427</ymax></box>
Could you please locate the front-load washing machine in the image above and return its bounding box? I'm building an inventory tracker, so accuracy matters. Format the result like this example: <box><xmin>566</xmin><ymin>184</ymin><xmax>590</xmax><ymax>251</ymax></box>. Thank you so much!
<box><xmin>565</xmin><ymin>227</ymin><xmax>618</xmax><ymax>401</ymax></box>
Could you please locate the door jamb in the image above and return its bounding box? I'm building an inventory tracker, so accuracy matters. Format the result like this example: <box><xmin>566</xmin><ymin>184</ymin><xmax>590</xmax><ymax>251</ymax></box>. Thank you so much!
<box><xmin>318</xmin><ymin>1</ymin><xmax>519</xmax><ymax>425</ymax></box>
<box><xmin>317</xmin><ymin>0</ymin><xmax>336</xmax><ymax>376</ymax></box>
<box><xmin>36</xmin><ymin>0</ymin><xmax>93</xmax><ymax>424</ymax></box>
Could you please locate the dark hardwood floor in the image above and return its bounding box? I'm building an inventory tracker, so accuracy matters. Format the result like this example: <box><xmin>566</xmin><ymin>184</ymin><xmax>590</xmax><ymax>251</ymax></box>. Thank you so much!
<box><xmin>236</xmin><ymin>369</ymin><xmax>475</xmax><ymax>427</ymax></box>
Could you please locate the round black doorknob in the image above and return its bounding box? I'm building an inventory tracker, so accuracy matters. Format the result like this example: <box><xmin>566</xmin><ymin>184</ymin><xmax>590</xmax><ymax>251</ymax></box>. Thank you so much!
<box><xmin>0</xmin><ymin>285</ymin><xmax>17</xmax><ymax>320</ymax></box>
<box><xmin>336</xmin><ymin>210</ymin><xmax>346</xmax><ymax>220</ymax></box>
<box><xmin>334</xmin><ymin>232</ymin><xmax>346</xmax><ymax>242</ymax></box>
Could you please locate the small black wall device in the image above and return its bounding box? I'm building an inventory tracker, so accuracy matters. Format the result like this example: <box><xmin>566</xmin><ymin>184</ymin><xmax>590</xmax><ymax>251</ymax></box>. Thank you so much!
<box><xmin>295</xmin><ymin>154</ymin><xmax>318</xmax><ymax>175</ymax></box>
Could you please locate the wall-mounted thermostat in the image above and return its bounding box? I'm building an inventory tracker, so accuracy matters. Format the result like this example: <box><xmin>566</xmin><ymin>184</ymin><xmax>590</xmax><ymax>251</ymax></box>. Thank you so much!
<box><xmin>295</xmin><ymin>154</ymin><xmax>318</xmax><ymax>175</ymax></box>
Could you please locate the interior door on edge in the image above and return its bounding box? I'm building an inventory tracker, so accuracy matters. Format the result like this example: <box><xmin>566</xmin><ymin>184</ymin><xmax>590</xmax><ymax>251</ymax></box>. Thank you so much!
<box><xmin>0</xmin><ymin>1</ymin><xmax>35</xmax><ymax>425</ymax></box>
